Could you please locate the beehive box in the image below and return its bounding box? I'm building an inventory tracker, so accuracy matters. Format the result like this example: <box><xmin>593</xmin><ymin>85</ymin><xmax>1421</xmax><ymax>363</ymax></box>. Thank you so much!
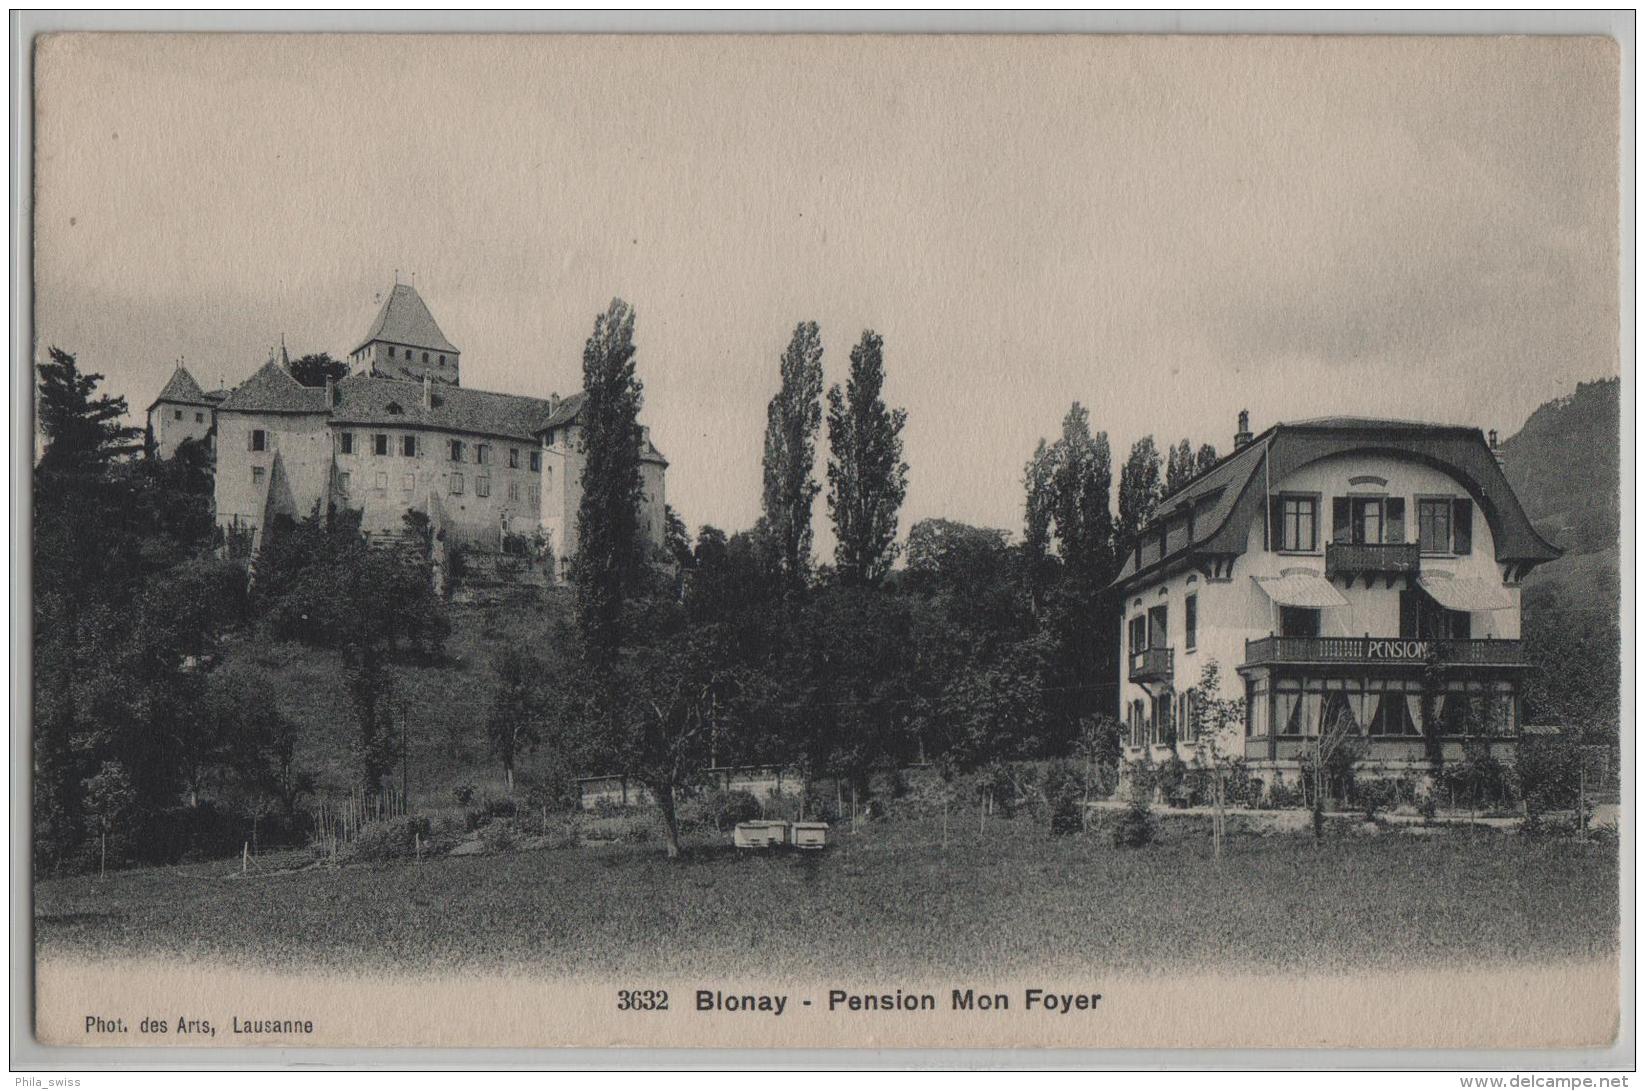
<box><xmin>733</xmin><ymin>820</ymin><xmax>788</xmax><ymax>849</ymax></box>
<box><xmin>788</xmin><ymin>821</ymin><xmax>829</xmax><ymax>851</ymax></box>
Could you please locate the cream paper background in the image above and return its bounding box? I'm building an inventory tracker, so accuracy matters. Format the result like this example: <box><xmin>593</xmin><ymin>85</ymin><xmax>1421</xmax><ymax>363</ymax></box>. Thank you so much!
<box><xmin>26</xmin><ymin>29</ymin><xmax>1626</xmax><ymax>1055</ymax></box>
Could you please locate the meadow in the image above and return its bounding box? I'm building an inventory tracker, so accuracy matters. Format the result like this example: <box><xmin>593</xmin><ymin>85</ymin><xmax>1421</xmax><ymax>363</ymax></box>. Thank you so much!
<box><xmin>34</xmin><ymin>811</ymin><xmax>1618</xmax><ymax>979</ymax></box>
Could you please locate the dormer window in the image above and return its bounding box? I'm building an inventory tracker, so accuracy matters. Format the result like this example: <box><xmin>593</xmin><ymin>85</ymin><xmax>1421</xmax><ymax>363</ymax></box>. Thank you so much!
<box><xmin>385</xmin><ymin>401</ymin><xmax>403</xmax><ymax>415</ymax></box>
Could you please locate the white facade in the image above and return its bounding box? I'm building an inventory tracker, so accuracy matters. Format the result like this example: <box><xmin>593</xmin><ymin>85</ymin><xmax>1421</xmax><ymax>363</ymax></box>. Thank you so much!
<box><xmin>1114</xmin><ymin>419</ymin><xmax>1557</xmax><ymax>784</ymax></box>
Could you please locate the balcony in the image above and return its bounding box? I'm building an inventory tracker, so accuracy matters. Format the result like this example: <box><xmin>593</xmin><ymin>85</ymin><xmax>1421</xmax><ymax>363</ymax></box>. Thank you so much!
<box><xmin>1325</xmin><ymin>541</ymin><xmax>1421</xmax><ymax>586</ymax></box>
<box><xmin>1242</xmin><ymin>635</ymin><xmax>1525</xmax><ymax>669</ymax></box>
<box><xmin>1128</xmin><ymin>646</ymin><xmax>1174</xmax><ymax>684</ymax></box>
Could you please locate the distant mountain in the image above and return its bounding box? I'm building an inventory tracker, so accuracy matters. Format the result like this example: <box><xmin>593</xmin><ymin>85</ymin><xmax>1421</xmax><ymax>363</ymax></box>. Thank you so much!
<box><xmin>1499</xmin><ymin>377</ymin><xmax>1621</xmax><ymax>616</ymax></box>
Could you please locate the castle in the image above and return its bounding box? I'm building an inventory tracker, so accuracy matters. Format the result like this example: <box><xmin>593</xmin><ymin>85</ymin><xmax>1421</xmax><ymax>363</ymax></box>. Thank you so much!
<box><xmin>146</xmin><ymin>282</ymin><xmax>668</xmax><ymax>576</ymax></box>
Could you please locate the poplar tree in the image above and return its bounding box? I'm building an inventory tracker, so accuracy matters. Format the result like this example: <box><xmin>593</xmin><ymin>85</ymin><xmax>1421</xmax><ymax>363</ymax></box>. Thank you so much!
<box><xmin>572</xmin><ymin>298</ymin><xmax>646</xmax><ymax>670</ymax></box>
<box><xmin>1165</xmin><ymin>438</ymin><xmax>1196</xmax><ymax>494</ymax></box>
<box><xmin>1195</xmin><ymin>442</ymin><xmax>1220</xmax><ymax>473</ymax></box>
<box><xmin>761</xmin><ymin>321</ymin><xmax>825</xmax><ymax>591</ymax></box>
<box><xmin>1116</xmin><ymin>435</ymin><xmax>1164</xmax><ymax>561</ymax></box>
<box><xmin>826</xmin><ymin>330</ymin><xmax>908</xmax><ymax>587</ymax></box>
<box><xmin>1047</xmin><ymin>403</ymin><xmax>1114</xmax><ymax>584</ymax></box>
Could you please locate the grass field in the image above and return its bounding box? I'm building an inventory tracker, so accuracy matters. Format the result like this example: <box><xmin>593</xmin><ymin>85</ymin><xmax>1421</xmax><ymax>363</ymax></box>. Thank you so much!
<box><xmin>34</xmin><ymin>812</ymin><xmax>1618</xmax><ymax>978</ymax></box>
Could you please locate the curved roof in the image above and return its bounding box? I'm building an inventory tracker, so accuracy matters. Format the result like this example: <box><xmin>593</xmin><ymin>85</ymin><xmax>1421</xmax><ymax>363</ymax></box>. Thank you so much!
<box><xmin>1114</xmin><ymin>418</ymin><xmax>1561</xmax><ymax>588</ymax></box>
<box><xmin>353</xmin><ymin>283</ymin><xmax>459</xmax><ymax>355</ymax></box>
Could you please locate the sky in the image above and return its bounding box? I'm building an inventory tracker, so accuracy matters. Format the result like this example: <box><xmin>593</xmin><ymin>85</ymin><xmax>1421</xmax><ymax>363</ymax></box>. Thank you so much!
<box><xmin>33</xmin><ymin>34</ymin><xmax>1621</xmax><ymax>553</ymax></box>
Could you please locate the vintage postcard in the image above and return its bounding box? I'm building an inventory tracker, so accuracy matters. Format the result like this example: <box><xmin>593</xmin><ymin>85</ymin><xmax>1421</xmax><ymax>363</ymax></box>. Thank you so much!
<box><xmin>21</xmin><ymin>29</ymin><xmax>1627</xmax><ymax>1060</ymax></box>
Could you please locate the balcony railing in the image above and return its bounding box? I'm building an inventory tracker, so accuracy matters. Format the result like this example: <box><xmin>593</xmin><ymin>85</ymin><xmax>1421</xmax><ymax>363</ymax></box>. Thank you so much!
<box><xmin>1129</xmin><ymin>646</ymin><xmax>1174</xmax><ymax>683</ymax></box>
<box><xmin>1325</xmin><ymin>541</ymin><xmax>1421</xmax><ymax>583</ymax></box>
<box><xmin>1243</xmin><ymin>635</ymin><xmax>1525</xmax><ymax>668</ymax></box>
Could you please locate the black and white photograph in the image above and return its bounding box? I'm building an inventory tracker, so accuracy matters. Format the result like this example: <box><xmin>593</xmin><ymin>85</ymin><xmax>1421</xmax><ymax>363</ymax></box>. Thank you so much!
<box><xmin>16</xmin><ymin>24</ymin><xmax>1630</xmax><ymax>1064</ymax></box>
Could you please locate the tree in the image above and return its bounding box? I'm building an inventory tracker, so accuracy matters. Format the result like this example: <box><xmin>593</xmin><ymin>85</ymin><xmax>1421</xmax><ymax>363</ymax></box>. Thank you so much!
<box><xmin>288</xmin><ymin>352</ymin><xmax>349</xmax><ymax>388</ymax></box>
<box><xmin>905</xmin><ymin>518</ymin><xmax>1011</xmax><ymax>592</ymax></box>
<box><xmin>1188</xmin><ymin>659</ymin><xmax>1245</xmax><ymax>858</ymax></box>
<box><xmin>572</xmin><ymin>298</ymin><xmax>646</xmax><ymax>669</ymax></box>
<box><xmin>593</xmin><ymin>597</ymin><xmax>758</xmax><ymax>858</ymax></box>
<box><xmin>1165</xmin><ymin>439</ymin><xmax>1196</xmax><ymax>494</ymax></box>
<box><xmin>36</xmin><ymin>347</ymin><xmax>143</xmax><ymax>473</ymax></box>
<box><xmin>826</xmin><ymin>330</ymin><xmax>908</xmax><ymax>587</ymax></box>
<box><xmin>663</xmin><ymin>505</ymin><xmax>694</xmax><ymax>569</ymax></box>
<box><xmin>1022</xmin><ymin>439</ymin><xmax>1058</xmax><ymax>609</ymax></box>
<box><xmin>1116</xmin><ymin>436</ymin><xmax>1164</xmax><ymax>561</ymax></box>
<box><xmin>1195</xmin><ymin>442</ymin><xmax>1219</xmax><ymax>473</ymax></box>
<box><xmin>81</xmin><ymin>761</ymin><xmax>136</xmax><ymax>878</ymax></box>
<box><xmin>487</xmin><ymin>648</ymin><xmax>547</xmax><ymax>793</ymax></box>
<box><xmin>762</xmin><ymin>321</ymin><xmax>825</xmax><ymax>592</ymax></box>
<box><xmin>1046</xmin><ymin>404</ymin><xmax>1113</xmax><ymax>582</ymax></box>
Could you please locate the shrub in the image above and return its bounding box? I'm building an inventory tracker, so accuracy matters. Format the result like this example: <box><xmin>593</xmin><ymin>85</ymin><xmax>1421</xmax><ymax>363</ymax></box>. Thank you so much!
<box><xmin>1112</xmin><ymin>797</ymin><xmax>1156</xmax><ymax>848</ymax></box>
<box><xmin>1266</xmin><ymin>778</ymin><xmax>1304</xmax><ymax>810</ymax></box>
<box><xmin>1356</xmin><ymin>778</ymin><xmax>1398</xmax><ymax>821</ymax></box>
<box><xmin>1156</xmin><ymin>755</ymin><xmax>1189</xmax><ymax>808</ymax></box>
<box><xmin>453</xmin><ymin>784</ymin><xmax>477</xmax><ymax>807</ymax></box>
<box><xmin>341</xmin><ymin>815</ymin><xmax>433</xmax><ymax>863</ymax></box>
<box><xmin>697</xmin><ymin>788</ymin><xmax>763</xmax><ymax>831</ymax></box>
<box><xmin>1517</xmin><ymin>735</ymin><xmax>1583</xmax><ymax>817</ymax></box>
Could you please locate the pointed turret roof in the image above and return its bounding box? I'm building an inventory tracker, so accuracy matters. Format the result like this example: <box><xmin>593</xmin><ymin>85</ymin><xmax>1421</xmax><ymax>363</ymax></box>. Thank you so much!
<box><xmin>215</xmin><ymin>351</ymin><xmax>329</xmax><ymax>415</ymax></box>
<box><xmin>148</xmin><ymin>365</ymin><xmax>211</xmax><ymax>411</ymax></box>
<box><xmin>352</xmin><ymin>283</ymin><xmax>459</xmax><ymax>355</ymax></box>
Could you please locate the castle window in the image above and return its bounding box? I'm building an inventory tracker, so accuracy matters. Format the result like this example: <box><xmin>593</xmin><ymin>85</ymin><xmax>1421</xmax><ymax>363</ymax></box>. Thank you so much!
<box><xmin>251</xmin><ymin>466</ymin><xmax>266</xmax><ymax>486</ymax></box>
<box><xmin>449</xmin><ymin>439</ymin><xmax>464</xmax><ymax>462</ymax></box>
<box><xmin>528</xmin><ymin>485</ymin><xmax>539</xmax><ymax>504</ymax></box>
<box><xmin>339</xmin><ymin>432</ymin><xmax>354</xmax><ymax>454</ymax></box>
<box><xmin>450</xmin><ymin>473</ymin><xmax>464</xmax><ymax>495</ymax></box>
<box><xmin>1185</xmin><ymin>593</ymin><xmax>1198</xmax><ymax>651</ymax></box>
<box><xmin>508</xmin><ymin>481</ymin><xmax>519</xmax><ymax>500</ymax></box>
<box><xmin>529</xmin><ymin>451</ymin><xmax>541</xmax><ymax>472</ymax></box>
<box><xmin>422</xmin><ymin>351</ymin><xmax>429</xmax><ymax>363</ymax></box>
<box><xmin>402</xmin><ymin>435</ymin><xmax>417</xmax><ymax>457</ymax></box>
<box><xmin>509</xmin><ymin>448</ymin><xmax>520</xmax><ymax>469</ymax></box>
<box><xmin>388</xmin><ymin>347</ymin><xmax>396</xmax><ymax>358</ymax></box>
<box><xmin>403</xmin><ymin>473</ymin><xmax>415</xmax><ymax>492</ymax></box>
<box><xmin>373</xmin><ymin>433</ymin><xmax>389</xmax><ymax>456</ymax></box>
<box><xmin>477</xmin><ymin>476</ymin><xmax>491</xmax><ymax>498</ymax></box>
<box><xmin>374</xmin><ymin>472</ymin><xmax>388</xmax><ymax>492</ymax></box>
<box><xmin>174</xmin><ymin>409</ymin><xmax>182</xmax><ymax>421</ymax></box>
<box><xmin>337</xmin><ymin>471</ymin><xmax>350</xmax><ymax>492</ymax></box>
<box><xmin>195</xmin><ymin>412</ymin><xmax>204</xmax><ymax>423</ymax></box>
<box><xmin>476</xmin><ymin>444</ymin><xmax>490</xmax><ymax>465</ymax></box>
<box><xmin>249</xmin><ymin>429</ymin><xmax>267</xmax><ymax>452</ymax></box>
<box><xmin>439</xmin><ymin>355</ymin><xmax>446</xmax><ymax>367</ymax></box>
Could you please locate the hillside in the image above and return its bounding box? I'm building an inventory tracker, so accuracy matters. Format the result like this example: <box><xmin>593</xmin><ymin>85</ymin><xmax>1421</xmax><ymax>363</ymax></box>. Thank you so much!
<box><xmin>1500</xmin><ymin>377</ymin><xmax>1622</xmax><ymax>616</ymax></box>
<box><xmin>213</xmin><ymin>589</ymin><xmax>575</xmax><ymax>814</ymax></box>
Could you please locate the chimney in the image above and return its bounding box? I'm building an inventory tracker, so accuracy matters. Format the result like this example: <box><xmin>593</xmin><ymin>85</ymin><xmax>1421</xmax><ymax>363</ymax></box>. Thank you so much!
<box><xmin>1488</xmin><ymin>428</ymin><xmax>1505</xmax><ymax>466</ymax></box>
<box><xmin>1234</xmin><ymin>409</ymin><xmax>1253</xmax><ymax>450</ymax></box>
<box><xmin>422</xmin><ymin>374</ymin><xmax>433</xmax><ymax>410</ymax></box>
<box><xmin>324</xmin><ymin>376</ymin><xmax>335</xmax><ymax>408</ymax></box>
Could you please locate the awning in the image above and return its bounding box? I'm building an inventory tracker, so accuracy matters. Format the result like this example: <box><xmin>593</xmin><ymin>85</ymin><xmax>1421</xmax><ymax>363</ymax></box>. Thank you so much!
<box><xmin>1254</xmin><ymin>573</ymin><xmax>1348</xmax><ymax>608</ymax></box>
<box><xmin>1417</xmin><ymin>575</ymin><xmax>1513</xmax><ymax>612</ymax></box>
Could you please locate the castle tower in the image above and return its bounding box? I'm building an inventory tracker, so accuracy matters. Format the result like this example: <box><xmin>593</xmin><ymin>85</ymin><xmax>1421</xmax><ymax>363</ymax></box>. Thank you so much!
<box><xmin>348</xmin><ymin>281</ymin><xmax>461</xmax><ymax>386</ymax></box>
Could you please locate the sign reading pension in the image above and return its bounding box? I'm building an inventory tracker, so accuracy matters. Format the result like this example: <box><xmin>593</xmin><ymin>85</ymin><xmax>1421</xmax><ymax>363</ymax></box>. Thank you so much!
<box><xmin>1364</xmin><ymin>639</ymin><xmax>1432</xmax><ymax>660</ymax></box>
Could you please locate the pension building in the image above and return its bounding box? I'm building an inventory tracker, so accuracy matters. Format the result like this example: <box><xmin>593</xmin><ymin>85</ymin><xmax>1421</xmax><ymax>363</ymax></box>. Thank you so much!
<box><xmin>1113</xmin><ymin>412</ymin><xmax>1559</xmax><ymax>786</ymax></box>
